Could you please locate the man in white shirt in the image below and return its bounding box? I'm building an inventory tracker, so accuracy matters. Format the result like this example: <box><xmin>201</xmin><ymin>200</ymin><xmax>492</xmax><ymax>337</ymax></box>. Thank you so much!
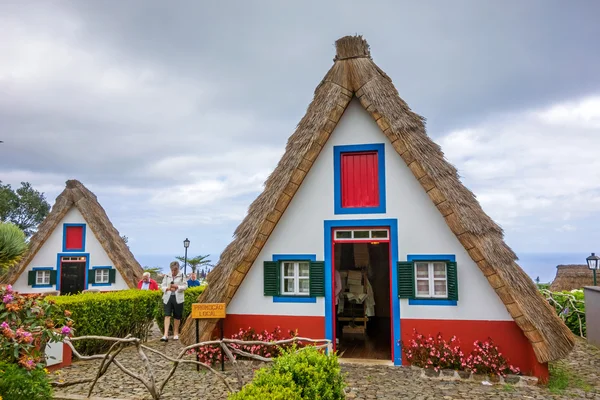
<box><xmin>160</xmin><ymin>261</ymin><xmax>188</xmax><ymax>342</ymax></box>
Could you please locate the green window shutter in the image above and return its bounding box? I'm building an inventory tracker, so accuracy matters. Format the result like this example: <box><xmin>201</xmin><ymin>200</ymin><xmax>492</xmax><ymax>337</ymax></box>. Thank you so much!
<box><xmin>397</xmin><ymin>261</ymin><xmax>415</xmax><ymax>299</ymax></box>
<box><xmin>263</xmin><ymin>261</ymin><xmax>279</xmax><ymax>296</ymax></box>
<box><xmin>28</xmin><ymin>271</ymin><xmax>36</xmax><ymax>286</ymax></box>
<box><xmin>109</xmin><ymin>269</ymin><xmax>116</xmax><ymax>284</ymax></box>
<box><xmin>88</xmin><ymin>270</ymin><xmax>96</xmax><ymax>284</ymax></box>
<box><xmin>49</xmin><ymin>270</ymin><xmax>57</xmax><ymax>285</ymax></box>
<box><xmin>309</xmin><ymin>261</ymin><xmax>325</xmax><ymax>297</ymax></box>
<box><xmin>447</xmin><ymin>261</ymin><xmax>458</xmax><ymax>301</ymax></box>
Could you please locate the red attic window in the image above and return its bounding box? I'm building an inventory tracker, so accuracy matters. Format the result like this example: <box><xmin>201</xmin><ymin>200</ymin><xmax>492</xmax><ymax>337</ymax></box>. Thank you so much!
<box><xmin>64</xmin><ymin>225</ymin><xmax>84</xmax><ymax>250</ymax></box>
<box><xmin>340</xmin><ymin>151</ymin><xmax>379</xmax><ymax>208</ymax></box>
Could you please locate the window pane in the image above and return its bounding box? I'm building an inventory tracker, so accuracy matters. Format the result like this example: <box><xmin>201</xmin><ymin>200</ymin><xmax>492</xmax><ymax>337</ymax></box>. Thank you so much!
<box><xmin>433</xmin><ymin>263</ymin><xmax>447</xmax><ymax>278</ymax></box>
<box><xmin>298</xmin><ymin>263</ymin><xmax>309</xmax><ymax>277</ymax></box>
<box><xmin>335</xmin><ymin>231</ymin><xmax>352</xmax><ymax>239</ymax></box>
<box><xmin>283</xmin><ymin>263</ymin><xmax>295</xmax><ymax>277</ymax></box>
<box><xmin>299</xmin><ymin>279</ymin><xmax>309</xmax><ymax>293</ymax></box>
<box><xmin>416</xmin><ymin>263</ymin><xmax>429</xmax><ymax>278</ymax></box>
<box><xmin>283</xmin><ymin>279</ymin><xmax>295</xmax><ymax>293</ymax></box>
<box><xmin>353</xmin><ymin>230</ymin><xmax>370</xmax><ymax>239</ymax></box>
<box><xmin>416</xmin><ymin>280</ymin><xmax>430</xmax><ymax>296</ymax></box>
<box><xmin>371</xmin><ymin>230</ymin><xmax>388</xmax><ymax>238</ymax></box>
<box><xmin>434</xmin><ymin>280</ymin><xmax>447</xmax><ymax>296</ymax></box>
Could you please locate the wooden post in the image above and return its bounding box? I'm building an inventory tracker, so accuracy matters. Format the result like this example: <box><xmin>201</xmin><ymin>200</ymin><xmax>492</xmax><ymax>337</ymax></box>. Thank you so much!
<box><xmin>220</xmin><ymin>319</ymin><xmax>225</xmax><ymax>372</ymax></box>
<box><xmin>195</xmin><ymin>319</ymin><xmax>200</xmax><ymax>372</ymax></box>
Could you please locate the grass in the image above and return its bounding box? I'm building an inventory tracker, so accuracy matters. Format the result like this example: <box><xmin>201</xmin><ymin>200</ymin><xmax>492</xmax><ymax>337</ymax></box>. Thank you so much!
<box><xmin>548</xmin><ymin>363</ymin><xmax>592</xmax><ymax>394</ymax></box>
<box><xmin>502</xmin><ymin>384</ymin><xmax>514</xmax><ymax>392</ymax></box>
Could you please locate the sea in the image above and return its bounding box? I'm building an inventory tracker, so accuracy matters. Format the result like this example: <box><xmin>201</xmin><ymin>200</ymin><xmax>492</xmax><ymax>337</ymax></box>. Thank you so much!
<box><xmin>136</xmin><ymin>252</ymin><xmax>588</xmax><ymax>284</ymax></box>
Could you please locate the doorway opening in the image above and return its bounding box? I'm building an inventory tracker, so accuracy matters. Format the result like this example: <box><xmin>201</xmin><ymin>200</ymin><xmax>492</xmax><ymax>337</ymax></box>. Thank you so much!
<box><xmin>60</xmin><ymin>256</ymin><xmax>87</xmax><ymax>295</ymax></box>
<box><xmin>333</xmin><ymin>228</ymin><xmax>391</xmax><ymax>360</ymax></box>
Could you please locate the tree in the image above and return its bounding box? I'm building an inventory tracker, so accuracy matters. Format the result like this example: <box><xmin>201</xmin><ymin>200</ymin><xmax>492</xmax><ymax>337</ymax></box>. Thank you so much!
<box><xmin>176</xmin><ymin>254</ymin><xmax>212</xmax><ymax>274</ymax></box>
<box><xmin>0</xmin><ymin>223</ymin><xmax>27</xmax><ymax>271</ymax></box>
<box><xmin>143</xmin><ymin>266</ymin><xmax>162</xmax><ymax>279</ymax></box>
<box><xmin>0</xmin><ymin>181</ymin><xmax>50</xmax><ymax>237</ymax></box>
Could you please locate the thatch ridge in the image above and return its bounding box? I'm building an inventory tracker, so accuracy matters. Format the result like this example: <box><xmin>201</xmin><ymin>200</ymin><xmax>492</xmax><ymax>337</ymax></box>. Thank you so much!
<box><xmin>0</xmin><ymin>180</ymin><xmax>143</xmax><ymax>288</ymax></box>
<box><xmin>180</xmin><ymin>35</ymin><xmax>575</xmax><ymax>363</ymax></box>
<box><xmin>550</xmin><ymin>264</ymin><xmax>592</xmax><ymax>292</ymax></box>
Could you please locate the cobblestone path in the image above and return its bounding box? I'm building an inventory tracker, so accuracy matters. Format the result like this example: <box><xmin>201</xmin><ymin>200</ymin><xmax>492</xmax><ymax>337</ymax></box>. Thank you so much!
<box><xmin>52</xmin><ymin>337</ymin><xmax>600</xmax><ymax>399</ymax></box>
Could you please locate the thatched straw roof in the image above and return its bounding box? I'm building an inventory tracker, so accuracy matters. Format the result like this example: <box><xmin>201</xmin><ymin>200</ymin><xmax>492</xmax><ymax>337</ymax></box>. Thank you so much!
<box><xmin>0</xmin><ymin>180</ymin><xmax>143</xmax><ymax>288</ymax></box>
<box><xmin>550</xmin><ymin>265</ymin><xmax>592</xmax><ymax>292</ymax></box>
<box><xmin>181</xmin><ymin>35</ymin><xmax>575</xmax><ymax>363</ymax></box>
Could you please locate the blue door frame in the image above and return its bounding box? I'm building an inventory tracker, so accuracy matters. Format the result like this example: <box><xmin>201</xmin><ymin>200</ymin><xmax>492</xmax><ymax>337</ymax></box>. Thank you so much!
<box><xmin>324</xmin><ymin>218</ymin><xmax>401</xmax><ymax>365</ymax></box>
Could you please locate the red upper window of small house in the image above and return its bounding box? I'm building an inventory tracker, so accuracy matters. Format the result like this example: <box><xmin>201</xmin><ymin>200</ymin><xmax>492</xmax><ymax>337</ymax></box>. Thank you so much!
<box><xmin>340</xmin><ymin>151</ymin><xmax>379</xmax><ymax>208</ymax></box>
<box><xmin>65</xmin><ymin>226</ymin><xmax>84</xmax><ymax>250</ymax></box>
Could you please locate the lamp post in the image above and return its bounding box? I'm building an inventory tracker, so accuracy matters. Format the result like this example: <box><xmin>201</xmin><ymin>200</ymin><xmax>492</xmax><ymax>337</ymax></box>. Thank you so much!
<box><xmin>586</xmin><ymin>253</ymin><xmax>600</xmax><ymax>286</ymax></box>
<box><xmin>183</xmin><ymin>238</ymin><xmax>190</xmax><ymax>276</ymax></box>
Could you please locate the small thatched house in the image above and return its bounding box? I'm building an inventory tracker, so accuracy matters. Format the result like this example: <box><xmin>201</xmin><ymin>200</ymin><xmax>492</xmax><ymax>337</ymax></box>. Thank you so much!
<box><xmin>180</xmin><ymin>35</ymin><xmax>574</xmax><ymax>379</ymax></box>
<box><xmin>550</xmin><ymin>265</ymin><xmax>593</xmax><ymax>292</ymax></box>
<box><xmin>1</xmin><ymin>180</ymin><xmax>143</xmax><ymax>294</ymax></box>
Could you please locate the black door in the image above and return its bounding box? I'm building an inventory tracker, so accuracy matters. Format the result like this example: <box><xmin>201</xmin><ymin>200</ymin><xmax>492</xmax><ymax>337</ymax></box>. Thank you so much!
<box><xmin>61</xmin><ymin>262</ymin><xmax>86</xmax><ymax>295</ymax></box>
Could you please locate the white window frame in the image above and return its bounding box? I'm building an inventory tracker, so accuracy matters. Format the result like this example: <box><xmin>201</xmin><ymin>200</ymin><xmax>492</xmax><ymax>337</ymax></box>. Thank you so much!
<box><xmin>95</xmin><ymin>269</ymin><xmax>110</xmax><ymax>284</ymax></box>
<box><xmin>36</xmin><ymin>270</ymin><xmax>51</xmax><ymax>285</ymax></box>
<box><xmin>333</xmin><ymin>229</ymin><xmax>389</xmax><ymax>241</ymax></box>
<box><xmin>415</xmin><ymin>261</ymin><xmax>448</xmax><ymax>299</ymax></box>
<box><xmin>280</xmin><ymin>261</ymin><xmax>310</xmax><ymax>296</ymax></box>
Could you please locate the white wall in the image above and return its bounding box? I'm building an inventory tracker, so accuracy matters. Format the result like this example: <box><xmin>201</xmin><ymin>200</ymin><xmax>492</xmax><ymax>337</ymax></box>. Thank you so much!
<box><xmin>13</xmin><ymin>207</ymin><xmax>130</xmax><ymax>293</ymax></box>
<box><xmin>228</xmin><ymin>98</ymin><xmax>511</xmax><ymax>321</ymax></box>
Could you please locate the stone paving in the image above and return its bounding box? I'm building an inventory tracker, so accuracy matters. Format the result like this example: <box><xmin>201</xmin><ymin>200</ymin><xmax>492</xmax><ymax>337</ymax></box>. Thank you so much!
<box><xmin>52</xmin><ymin>334</ymin><xmax>600</xmax><ymax>400</ymax></box>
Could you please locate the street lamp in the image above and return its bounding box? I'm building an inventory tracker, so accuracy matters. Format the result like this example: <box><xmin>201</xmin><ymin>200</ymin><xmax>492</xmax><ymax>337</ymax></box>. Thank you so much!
<box><xmin>586</xmin><ymin>252</ymin><xmax>600</xmax><ymax>286</ymax></box>
<box><xmin>183</xmin><ymin>238</ymin><xmax>190</xmax><ymax>276</ymax></box>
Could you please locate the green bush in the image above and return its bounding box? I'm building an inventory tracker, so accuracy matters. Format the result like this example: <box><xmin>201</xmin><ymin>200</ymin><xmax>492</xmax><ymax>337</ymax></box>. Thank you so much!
<box><xmin>155</xmin><ymin>286</ymin><xmax>206</xmax><ymax>332</ymax></box>
<box><xmin>0</xmin><ymin>361</ymin><xmax>52</xmax><ymax>400</ymax></box>
<box><xmin>541</xmin><ymin>289</ymin><xmax>586</xmax><ymax>337</ymax></box>
<box><xmin>48</xmin><ymin>289</ymin><xmax>162</xmax><ymax>355</ymax></box>
<box><xmin>229</xmin><ymin>346</ymin><xmax>345</xmax><ymax>400</ymax></box>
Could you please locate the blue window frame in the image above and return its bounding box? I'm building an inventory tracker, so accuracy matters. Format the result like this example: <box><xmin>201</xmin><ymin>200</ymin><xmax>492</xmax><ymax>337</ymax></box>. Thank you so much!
<box><xmin>62</xmin><ymin>223</ymin><xmax>86</xmax><ymax>252</ymax></box>
<box><xmin>407</xmin><ymin>254</ymin><xmax>457</xmax><ymax>306</ymax></box>
<box><xmin>333</xmin><ymin>143</ymin><xmax>386</xmax><ymax>214</ymax></box>
<box><xmin>272</xmin><ymin>254</ymin><xmax>317</xmax><ymax>303</ymax></box>
<box><xmin>32</xmin><ymin>267</ymin><xmax>54</xmax><ymax>288</ymax></box>
<box><xmin>91</xmin><ymin>266</ymin><xmax>113</xmax><ymax>287</ymax></box>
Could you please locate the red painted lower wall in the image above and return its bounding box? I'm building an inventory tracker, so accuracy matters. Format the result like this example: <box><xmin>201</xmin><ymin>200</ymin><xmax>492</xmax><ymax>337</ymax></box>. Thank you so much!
<box><xmin>222</xmin><ymin>314</ymin><xmax>326</xmax><ymax>340</ymax></box>
<box><xmin>401</xmin><ymin>319</ymin><xmax>548</xmax><ymax>381</ymax></box>
<box><xmin>46</xmin><ymin>343</ymin><xmax>72</xmax><ymax>371</ymax></box>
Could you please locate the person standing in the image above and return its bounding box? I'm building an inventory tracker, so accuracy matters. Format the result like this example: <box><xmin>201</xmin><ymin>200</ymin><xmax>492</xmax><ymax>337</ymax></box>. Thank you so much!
<box><xmin>187</xmin><ymin>272</ymin><xmax>201</xmax><ymax>288</ymax></box>
<box><xmin>160</xmin><ymin>261</ymin><xmax>188</xmax><ymax>342</ymax></box>
<box><xmin>137</xmin><ymin>272</ymin><xmax>159</xmax><ymax>290</ymax></box>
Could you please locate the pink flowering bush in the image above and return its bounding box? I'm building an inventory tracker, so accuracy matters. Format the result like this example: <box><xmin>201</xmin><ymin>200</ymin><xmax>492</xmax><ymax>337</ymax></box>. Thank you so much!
<box><xmin>190</xmin><ymin>326</ymin><xmax>303</xmax><ymax>366</ymax></box>
<box><xmin>401</xmin><ymin>329</ymin><xmax>520</xmax><ymax>376</ymax></box>
<box><xmin>465</xmin><ymin>339</ymin><xmax>520</xmax><ymax>376</ymax></box>
<box><xmin>0</xmin><ymin>284</ymin><xmax>73</xmax><ymax>370</ymax></box>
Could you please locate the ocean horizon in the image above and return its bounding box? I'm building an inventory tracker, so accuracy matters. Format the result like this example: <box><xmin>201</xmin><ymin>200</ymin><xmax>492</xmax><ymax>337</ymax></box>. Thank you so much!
<box><xmin>136</xmin><ymin>252</ymin><xmax>589</xmax><ymax>284</ymax></box>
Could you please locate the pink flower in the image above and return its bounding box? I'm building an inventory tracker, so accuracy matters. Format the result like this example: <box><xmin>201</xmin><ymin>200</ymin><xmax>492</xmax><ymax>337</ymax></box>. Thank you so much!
<box><xmin>6</xmin><ymin>284</ymin><xmax>12</xmax><ymax>293</ymax></box>
<box><xmin>2</xmin><ymin>294</ymin><xmax>13</xmax><ymax>303</ymax></box>
<box><xmin>61</xmin><ymin>326</ymin><xmax>72</xmax><ymax>335</ymax></box>
<box><xmin>0</xmin><ymin>321</ymin><xmax>9</xmax><ymax>330</ymax></box>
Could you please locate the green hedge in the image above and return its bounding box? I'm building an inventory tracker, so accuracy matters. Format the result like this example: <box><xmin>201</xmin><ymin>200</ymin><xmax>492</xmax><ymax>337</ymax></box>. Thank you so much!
<box><xmin>229</xmin><ymin>346</ymin><xmax>345</xmax><ymax>400</ymax></box>
<box><xmin>155</xmin><ymin>286</ymin><xmax>206</xmax><ymax>333</ymax></box>
<box><xmin>48</xmin><ymin>289</ymin><xmax>162</xmax><ymax>355</ymax></box>
<box><xmin>0</xmin><ymin>362</ymin><xmax>53</xmax><ymax>400</ymax></box>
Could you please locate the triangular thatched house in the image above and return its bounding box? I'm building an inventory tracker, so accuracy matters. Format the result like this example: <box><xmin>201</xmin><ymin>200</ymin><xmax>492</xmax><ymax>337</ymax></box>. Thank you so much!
<box><xmin>181</xmin><ymin>35</ymin><xmax>574</xmax><ymax>379</ymax></box>
<box><xmin>1</xmin><ymin>180</ymin><xmax>143</xmax><ymax>294</ymax></box>
<box><xmin>550</xmin><ymin>264</ymin><xmax>593</xmax><ymax>292</ymax></box>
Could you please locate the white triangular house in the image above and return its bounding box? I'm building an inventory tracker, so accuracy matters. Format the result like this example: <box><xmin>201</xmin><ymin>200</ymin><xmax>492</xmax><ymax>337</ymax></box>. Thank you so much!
<box><xmin>2</xmin><ymin>180</ymin><xmax>143</xmax><ymax>295</ymax></box>
<box><xmin>182</xmin><ymin>36</ymin><xmax>574</xmax><ymax>379</ymax></box>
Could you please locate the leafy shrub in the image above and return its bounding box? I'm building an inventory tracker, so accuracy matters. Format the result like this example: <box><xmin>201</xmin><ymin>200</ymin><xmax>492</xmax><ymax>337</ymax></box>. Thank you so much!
<box><xmin>401</xmin><ymin>329</ymin><xmax>519</xmax><ymax>376</ymax></box>
<box><xmin>229</xmin><ymin>346</ymin><xmax>345</xmax><ymax>400</ymax></box>
<box><xmin>191</xmin><ymin>326</ymin><xmax>301</xmax><ymax>366</ymax></box>
<box><xmin>155</xmin><ymin>286</ymin><xmax>205</xmax><ymax>332</ymax></box>
<box><xmin>0</xmin><ymin>223</ymin><xmax>27</xmax><ymax>271</ymax></box>
<box><xmin>0</xmin><ymin>285</ymin><xmax>72</xmax><ymax>368</ymax></box>
<box><xmin>0</xmin><ymin>361</ymin><xmax>52</xmax><ymax>399</ymax></box>
<box><xmin>541</xmin><ymin>289</ymin><xmax>586</xmax><ymax>337</ymax></box>
<box><xmin>228</xmin><ymin>370</ymin><xmax>302</xmax><ymax>400</ymax></box>
<box><xmin>48</xmin><ymin>289</ymin><xmax>161</xmax><ymax>355</ymax></box>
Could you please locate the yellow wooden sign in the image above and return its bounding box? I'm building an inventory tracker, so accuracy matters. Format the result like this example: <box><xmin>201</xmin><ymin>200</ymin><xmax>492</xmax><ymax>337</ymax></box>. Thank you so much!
<box><xmin>191</xmin><ymin>303</ymin><xmax>226</xmax><ymax>319</ymax></box>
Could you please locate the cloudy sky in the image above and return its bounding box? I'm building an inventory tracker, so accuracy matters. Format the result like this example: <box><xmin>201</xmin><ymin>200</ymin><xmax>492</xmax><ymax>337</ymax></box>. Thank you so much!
<box><xmin>1</xmin><ymin>1</ymin><xmax>599</xmax><ymax>269</ymax></box>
